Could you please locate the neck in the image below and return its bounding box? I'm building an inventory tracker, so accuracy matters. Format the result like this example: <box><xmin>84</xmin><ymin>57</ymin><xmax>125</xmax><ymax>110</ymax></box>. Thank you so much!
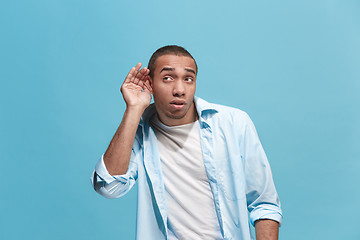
<box><xmin>158</xmin><ymin>103</ymin><xmax>198</xmax><ymax>126</ymax></box>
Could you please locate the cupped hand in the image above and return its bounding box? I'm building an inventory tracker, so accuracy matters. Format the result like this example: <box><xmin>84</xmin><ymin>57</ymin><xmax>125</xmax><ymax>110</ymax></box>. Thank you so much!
<box><xmin>121</xmin><ymin>63</ymin><xmax>153</xmax><ymax>110</ymax></box>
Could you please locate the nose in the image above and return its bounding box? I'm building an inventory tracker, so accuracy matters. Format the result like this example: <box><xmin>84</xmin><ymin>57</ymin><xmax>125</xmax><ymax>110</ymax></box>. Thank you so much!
<box><xmin>172</xmin><ymin>80</ymin><xmax>185</xmax><ymax>96</ymax></box>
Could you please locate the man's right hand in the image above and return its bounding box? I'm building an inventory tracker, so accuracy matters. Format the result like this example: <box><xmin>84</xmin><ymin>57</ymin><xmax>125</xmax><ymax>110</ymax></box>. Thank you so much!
<box><xmin>121</xmin><ymin>63</ymin><xmax>153</xmax><ymax>111</ymax></box>
<box><xmin>103</xmin><ymin>63</ymin><xmax>153</xmax><ymax>175</ymax></box>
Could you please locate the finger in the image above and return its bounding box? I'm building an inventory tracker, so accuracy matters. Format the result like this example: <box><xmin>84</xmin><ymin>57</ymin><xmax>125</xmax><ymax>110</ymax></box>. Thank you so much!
<box><xmin>145</xmin><ymin>68</ymin><xmax>150</xmax><ymax>78</ymax></box>
<box><xmin>143</xmin><ymin>82</ymin><xmax>153</xmax><ymax>94</ymax></box>
<box><xmin>138</xmin><ymin>79</ymin><xmax>145</xmax><ymax>88</ymax></box>
<box><xmin>124</xmin><ymin>63</ymin><xmax>142</xmax><ymax>84</ymax></box>
<box><xmin>134</xmin><ymin>62</ymin><xmax>142</xmax><ymax>72</ymax></box>
<box><xmin>138</xmin><ymin>68</ymin><xmax>149</xmax><ymax>83</ymax></box>
<box><xmin>131</xmin><ymin>63</ymin><xmax>143</xmax><ymax>83</ymax></box>
<box><xmin>139</xmin><ymin>69</ymin><xmax>151</xmax><ymax>92</ymax></box>
<box><xmin>124</xmin><ymin>67</ymin><xmax>136</xmax><ymax>84</ymax></box>
<box><xmin>144</xmin><ymin>78</ymin><xmax>153</xmax><ymax>94</ymax></box>
<box><xmin>134</xmin><ymin>67</ymin><xmax>148</xmax><ymax>85</ymax></box>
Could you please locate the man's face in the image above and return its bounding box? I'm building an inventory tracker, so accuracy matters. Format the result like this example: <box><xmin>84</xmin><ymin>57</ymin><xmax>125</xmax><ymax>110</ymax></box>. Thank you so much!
<box><xmin>151</xmin><ymin>54</ymin><xmax>197</xmax><ymax>126</ymax></box>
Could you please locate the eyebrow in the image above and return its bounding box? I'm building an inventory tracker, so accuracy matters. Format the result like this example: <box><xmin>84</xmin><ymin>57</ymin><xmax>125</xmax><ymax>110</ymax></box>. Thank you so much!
<box><xmin>160</xmin><ymin>67</ymin><xmax>174</xmax><ymax>73</ymax></box>
<box><xmin>185</xmin><ymin>68</ymin><xmax>196</xmax><ymax>75</ymax></box>
<box><xmin>160</xmin><ymin>67</ymin><xmax>196</xmax><ymax>75</ymax></box>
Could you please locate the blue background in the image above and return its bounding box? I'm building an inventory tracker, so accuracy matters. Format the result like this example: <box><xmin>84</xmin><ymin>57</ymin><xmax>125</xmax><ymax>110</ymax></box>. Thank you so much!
<box><xmin>1</xmin><ymin>0</ymin><xmax>359</xmax><ymax>239</ymax></box>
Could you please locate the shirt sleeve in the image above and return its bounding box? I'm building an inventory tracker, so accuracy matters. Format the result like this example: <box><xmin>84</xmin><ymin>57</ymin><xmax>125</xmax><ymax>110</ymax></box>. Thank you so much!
<box><xmin>241</xmin><ymin>113</ymin><xmax>283</xmax><ymax>226</ymax></box>
<box><xmin>90</xmin><ymin>136</ymin><xmax>141</xmax><ymax>199</ymax></box>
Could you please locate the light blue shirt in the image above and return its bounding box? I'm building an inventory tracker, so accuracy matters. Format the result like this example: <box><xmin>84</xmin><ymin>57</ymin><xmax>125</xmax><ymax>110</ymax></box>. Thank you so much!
<box><xmin>91</xmin><ymin>97</ymin><xmax>282</xmax><ymax>240</ymax></box>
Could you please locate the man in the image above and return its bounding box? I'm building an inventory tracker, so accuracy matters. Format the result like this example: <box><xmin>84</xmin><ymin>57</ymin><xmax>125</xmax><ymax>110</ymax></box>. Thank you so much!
<box><xmin>91</xmin><ymin>45</ymin><xmax>282</xmax><ymax>240</ymax></box>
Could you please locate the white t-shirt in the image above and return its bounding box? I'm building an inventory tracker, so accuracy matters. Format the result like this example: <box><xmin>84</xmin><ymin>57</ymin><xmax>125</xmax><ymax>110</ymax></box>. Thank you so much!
<box><xmin>151</xmin><ymin>115</ymin><xmax>222</xmax><ymax>240</ymax></box>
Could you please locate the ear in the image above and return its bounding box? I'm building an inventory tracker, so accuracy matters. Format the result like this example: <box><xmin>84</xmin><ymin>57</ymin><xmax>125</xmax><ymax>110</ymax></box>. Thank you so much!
<box><xmin>148</xmin><ymin>76</ymin><xmax>153</xmax><ymax>87</ymax></box>
<box><xmin>145</xmin><ymin>76</ymin><xmax>154</xmax><ymax>94</ymax></box>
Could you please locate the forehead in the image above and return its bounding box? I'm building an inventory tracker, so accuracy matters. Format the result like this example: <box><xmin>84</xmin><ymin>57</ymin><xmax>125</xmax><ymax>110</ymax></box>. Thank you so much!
<box><xmin>154</xmin><ymin>55</ymin><xmax>196</xmax><ymax>72</ymax></box>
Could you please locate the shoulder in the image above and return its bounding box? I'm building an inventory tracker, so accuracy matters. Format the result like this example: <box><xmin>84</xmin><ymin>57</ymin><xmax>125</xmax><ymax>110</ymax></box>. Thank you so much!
<box><xmin>195</xmin><ymin>97</ymin><xmax>250</xmax><ymax>123</ymax></box>
<box><xmin>214</xmin><ymin>104</ymin><xmax>253</xmax><ymax>133</ymax></box>
<box><xmin>214</xmin><ymin>102</ymin><xmax>247</xmax><ymax>117</ymax></box>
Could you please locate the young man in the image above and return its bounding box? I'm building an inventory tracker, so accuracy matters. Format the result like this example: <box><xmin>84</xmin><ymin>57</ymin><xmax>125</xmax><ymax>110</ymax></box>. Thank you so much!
<box><xmin>91</xmin><ymin>45</ymin><xmax>282</xmax><ymax>240</ymax></box>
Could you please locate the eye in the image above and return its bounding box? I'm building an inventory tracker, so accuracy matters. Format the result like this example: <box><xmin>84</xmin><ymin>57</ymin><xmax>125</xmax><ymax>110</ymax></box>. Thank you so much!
<box><xmin>184</xmin><ymin>77</ymin><xmax>194</xmax><ymax>82</ymax></box>
<box><xmin>163</xmin><ymin>76</ymin><xmax>172</xmax><ymax>81</ymax></box>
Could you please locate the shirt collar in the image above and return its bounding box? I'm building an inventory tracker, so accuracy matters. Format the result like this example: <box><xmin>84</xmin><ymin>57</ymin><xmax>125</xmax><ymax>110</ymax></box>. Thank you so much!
<box><xmin>140</xmin><ymin>103</ymin><xmax>157</xmax><ymax>125</ymax></box>
<box><xmin>194</xmin><ymin>96</ymin><xmax>218</xmax><ymax>118</ymax></box>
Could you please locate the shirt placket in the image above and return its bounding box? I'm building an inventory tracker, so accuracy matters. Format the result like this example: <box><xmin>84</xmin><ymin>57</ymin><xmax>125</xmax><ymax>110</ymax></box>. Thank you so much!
<box><xmin>143</xmin><ymin>122</ymin><xmax>168</xmax><ymax>239</ymax></box>
<box><xmin>198</xmin><ymin>118</ymin><xmax>225</xmax><ymax>237</ymax></box>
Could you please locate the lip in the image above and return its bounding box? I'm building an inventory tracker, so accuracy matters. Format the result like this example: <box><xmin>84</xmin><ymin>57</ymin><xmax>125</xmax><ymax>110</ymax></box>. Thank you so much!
<box><xmin>169</xmin><ymin>100</ymin><xmax>186</xmax><ymax>109</ymax></box>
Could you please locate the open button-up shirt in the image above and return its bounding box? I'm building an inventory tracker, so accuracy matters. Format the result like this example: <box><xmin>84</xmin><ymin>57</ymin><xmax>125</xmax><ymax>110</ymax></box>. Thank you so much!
<box><xmin>91</xmin><ymin>97</ymin><xmax>283</xmax><ymax>240</ymax></box>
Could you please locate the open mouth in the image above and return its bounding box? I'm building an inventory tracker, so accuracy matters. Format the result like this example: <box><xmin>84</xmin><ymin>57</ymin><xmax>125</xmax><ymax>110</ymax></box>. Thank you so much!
<box><xmin>170</xmin><ymin>101</ymin><xmax>186</xmax><ymax>109</ymax></box>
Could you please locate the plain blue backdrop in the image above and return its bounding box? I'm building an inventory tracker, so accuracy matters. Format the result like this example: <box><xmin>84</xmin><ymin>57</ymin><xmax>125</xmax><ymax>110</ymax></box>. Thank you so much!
<box><xmin>1</xmin><ymin>0</ymin><xmax>359</xmax><ymax>239</ymax></box>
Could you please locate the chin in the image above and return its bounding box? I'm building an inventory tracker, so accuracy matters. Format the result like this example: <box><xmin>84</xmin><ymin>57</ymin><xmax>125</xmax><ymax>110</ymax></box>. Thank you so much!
<box><xmin>165</xmin><ymin>112</ymin><xmax>187</xmax><ymax>120</ymax></box>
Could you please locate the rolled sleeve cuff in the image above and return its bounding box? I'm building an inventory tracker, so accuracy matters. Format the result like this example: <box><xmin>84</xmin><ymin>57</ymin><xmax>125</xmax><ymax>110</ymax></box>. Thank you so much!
<box><xmin>250</xmin><ymin>205</ymin><xmax>283</xmax><ymax>226</ymax></box>
<box><xmin>94</xmin><ymin>155</ymin><xmax>117</xmax><ymax>184</ymax></box>
<box><xmin>94</xmin><ymin>155</ymin><xmax>130</xmax><ymax>185</ymax></box>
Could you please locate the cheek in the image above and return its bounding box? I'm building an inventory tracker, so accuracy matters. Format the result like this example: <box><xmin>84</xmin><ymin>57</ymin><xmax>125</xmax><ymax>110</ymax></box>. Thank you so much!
<box><xmin>153</xmin><ymin>83</ymin><xmax>166</xmax><ymax>94</ymax></box>
<box><xmin>152</xmin><ymin>88</ymin><xmax>162</xmax><ymax>100</ymax></box>
<box><xmin>153</xmin><ymin>87</ymin><xmax>170</xmax><ymax>103</ymax></box>
<box><xmin>187</xmin><ymin>85</ymin><xmax>196</xmax><ymax>94</ymax></box>
<box><xmin>155</xmin><ymin>85</ymin><xmax>173</xmax><ymax>98</ymax></box>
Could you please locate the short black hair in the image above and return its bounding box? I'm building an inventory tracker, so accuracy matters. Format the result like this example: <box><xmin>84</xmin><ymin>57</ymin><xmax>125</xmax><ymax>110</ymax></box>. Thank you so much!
<box><xmin>148</xmin><ymin>45</ymin><xmax>198</xmax><ymax>79</ymax></box>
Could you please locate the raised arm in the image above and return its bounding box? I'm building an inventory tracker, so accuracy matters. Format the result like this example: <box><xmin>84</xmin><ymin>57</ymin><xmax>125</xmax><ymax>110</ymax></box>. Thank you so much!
<box><xmin>103</xmin><ymin>63</ymin><xmax>152</xmax><ymax>175</ymax></box>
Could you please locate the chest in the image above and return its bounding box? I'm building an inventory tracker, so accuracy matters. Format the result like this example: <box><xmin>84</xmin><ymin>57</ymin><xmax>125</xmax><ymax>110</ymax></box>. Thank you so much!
<box><xmin>155</xmin><ymin>122</ymin><xmax>209</xmax><ymax>182</ymax></box>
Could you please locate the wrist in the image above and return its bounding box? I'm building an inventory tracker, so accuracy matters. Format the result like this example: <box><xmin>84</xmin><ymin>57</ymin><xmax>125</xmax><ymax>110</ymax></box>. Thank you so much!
<box><xmin>125</xmin><ymin>104</ymin><xmax>147</xmax><ymax>115</ymax></box>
